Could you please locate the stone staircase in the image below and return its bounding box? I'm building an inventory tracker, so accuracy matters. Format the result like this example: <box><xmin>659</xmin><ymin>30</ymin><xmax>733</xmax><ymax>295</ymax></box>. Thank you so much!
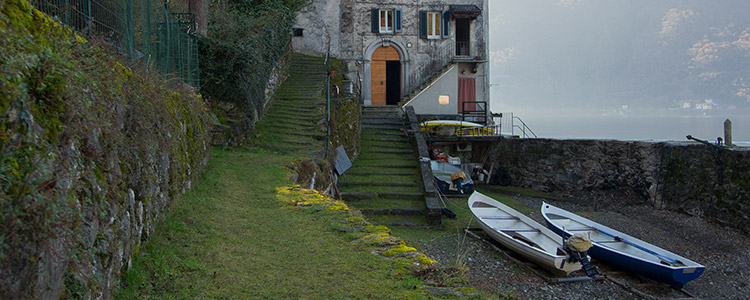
<box><xmin>339</xmin><ymin>106</ymin><xmax>430</xmax><ymax>227</ymax></box>
<box><xmin>254</xmin><ymin>53</ymin><xmax>327</xmax><ymax>155</ymax></box>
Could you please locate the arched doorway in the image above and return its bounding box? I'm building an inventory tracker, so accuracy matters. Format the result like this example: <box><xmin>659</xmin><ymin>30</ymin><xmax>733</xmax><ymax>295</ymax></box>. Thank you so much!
<box><xmin>370</xmin><ymin>46</ymin><xmax>401</xmax><ymax>105</ymax></box>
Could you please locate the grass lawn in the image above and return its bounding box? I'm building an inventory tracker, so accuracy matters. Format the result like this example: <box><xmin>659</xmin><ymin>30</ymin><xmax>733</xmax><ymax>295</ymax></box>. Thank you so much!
<box><xmin>116</xmin><ymin>147</ymin><xmax>450</xmax><ymax>299</ymax></box>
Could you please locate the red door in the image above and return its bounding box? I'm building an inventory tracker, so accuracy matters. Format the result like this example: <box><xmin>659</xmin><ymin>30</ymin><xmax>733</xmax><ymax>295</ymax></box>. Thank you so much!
<box><xmin>458</xmin><ymin>78</ymin><xmax>476</xmax><ymax>113</ymax></box>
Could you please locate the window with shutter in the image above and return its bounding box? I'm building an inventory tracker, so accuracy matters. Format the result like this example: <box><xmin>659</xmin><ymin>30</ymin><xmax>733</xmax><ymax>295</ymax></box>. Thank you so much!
<box><xmin>427</xmin><ymin>12</ymin><xmax>441</xmax><ymax>39</ymax></box>
<box><xmin>442</xmin><ymin>10</ymin><xmax>450</xmax><ymax>38</ymax></box>
<box><xmin>422</xmin><ymin>11</ymin><xmax>447</xmax><ymax>39</ymax></box>
<box><xmin>420</xmin><ymin>11</ymin><xmax>427</xmax><ymax>38</ymax></box>
<box><xmin>372</xmin><ymin>8</ymin><xmax>401</xmax><ymax>34</ymax></box>
<box><xmin>371</xmin><ymin>8</ymin><xmax>379</xmax><ymax>33</ymax></box>
<box><xmin>380</xmin><ymin>9</ymin><xmax>394</xmax><ymax>33</ymax></box>
<box><xmin>395</xmin><ymin>9</ymin><xmax>402</xmax><ymax>33</ymax></box>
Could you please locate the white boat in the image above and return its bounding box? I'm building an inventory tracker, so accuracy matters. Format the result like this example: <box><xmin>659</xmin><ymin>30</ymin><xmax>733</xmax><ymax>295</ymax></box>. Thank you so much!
<box><xmin>468</xmin><ymin>192</ymin><xmax>583</xmax><ymax>275</ymax></box>
<box><xmin>541</xmin><ymin>202</ymin><xmax>705</xmax><ymax>288</ymax></box>
<box><xmin>431</xmin><ymin>160</ymin><xmax>473</xmax><ymax>194</ymax></box>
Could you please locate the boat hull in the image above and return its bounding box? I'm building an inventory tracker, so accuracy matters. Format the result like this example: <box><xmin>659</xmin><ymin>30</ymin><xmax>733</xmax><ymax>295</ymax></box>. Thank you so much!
<box><xmin>475</xmin><ymin>220</ymin><xmax>576</xmax><ymax>275</ymax></box>
<box><xmin>542</xmin><ymin>203</ymin><xmax>705</xmax><ymax>288</ymax></box>
<box><xmin>469</xmin><ymin>193</ymin><xmax>582</xmax><ymax>275</ymax></box>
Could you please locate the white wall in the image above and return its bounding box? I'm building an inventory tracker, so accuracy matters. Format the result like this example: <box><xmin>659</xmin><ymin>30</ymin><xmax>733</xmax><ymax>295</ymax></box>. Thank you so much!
<box><xmin>406</xmin><ymin>66</ymin><xmax>459</xmax><ymax>115</ymax></box>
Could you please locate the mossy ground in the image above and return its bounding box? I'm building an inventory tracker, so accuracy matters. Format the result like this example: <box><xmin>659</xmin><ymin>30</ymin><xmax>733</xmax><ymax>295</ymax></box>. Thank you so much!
<box><xmin>117</xmin><ymin>147</ymin><xmax>485</xmax><ymax>299</ymax></box>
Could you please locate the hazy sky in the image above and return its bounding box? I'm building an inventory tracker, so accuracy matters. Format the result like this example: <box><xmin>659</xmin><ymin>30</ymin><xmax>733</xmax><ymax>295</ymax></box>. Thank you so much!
<box><xmin>487</xmin><ymin>0</ymin><xmax>750</xmax><ymax>140</ymax></box>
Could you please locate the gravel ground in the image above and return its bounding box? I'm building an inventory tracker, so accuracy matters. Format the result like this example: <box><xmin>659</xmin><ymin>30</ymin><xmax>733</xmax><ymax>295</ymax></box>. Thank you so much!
<box><xmin>419</xmin><ymin>192</ymin><xmax>750</xmax><ymax>300</ymax></box>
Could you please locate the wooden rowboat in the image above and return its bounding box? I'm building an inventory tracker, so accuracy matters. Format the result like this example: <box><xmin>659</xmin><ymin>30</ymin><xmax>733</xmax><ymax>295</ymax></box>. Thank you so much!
<box><xmin>541</xmin><ymin>202</ymin><xmax>705</xmax><ymax>288</ymax></box>
<box><xmin>468</xmin><ymin>192</ymin><xmax>583</xmax><ymax>275</ymax></box>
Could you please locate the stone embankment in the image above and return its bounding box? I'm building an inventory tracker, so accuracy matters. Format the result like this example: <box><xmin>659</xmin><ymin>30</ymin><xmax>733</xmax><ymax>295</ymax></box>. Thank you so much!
<box><xmin>486</xmin><ymin>139</ymin><xmax>750</xmax><ymax>233</ymax></box>
<box><xmin>1</xmin><ymin>1</ymin><xmax>210</xmax><ymax>298</ymax></box>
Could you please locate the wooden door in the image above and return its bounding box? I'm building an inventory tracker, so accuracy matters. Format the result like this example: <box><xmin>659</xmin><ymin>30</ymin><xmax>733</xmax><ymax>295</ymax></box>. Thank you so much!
<box><xmin>371</xmin><ymin>46</ymin><xmax>400</xmax><ymax>106</ymax></box>
<box><xmin>371</xmin><ymin>61</ymin><xmax>386</xmax><ymax>105</ymax></box>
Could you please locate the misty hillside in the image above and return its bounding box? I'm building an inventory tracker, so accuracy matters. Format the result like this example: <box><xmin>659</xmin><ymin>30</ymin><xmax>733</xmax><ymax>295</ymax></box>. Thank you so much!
<box><xmin>489</xmin><ymin>0</ymin><xmax>750</xmax><ymax>112</ymax></box>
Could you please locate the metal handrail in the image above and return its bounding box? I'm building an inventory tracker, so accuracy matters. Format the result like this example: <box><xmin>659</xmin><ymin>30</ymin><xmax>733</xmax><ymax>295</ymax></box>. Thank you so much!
<box><xmin>407</xmin><ymin>43</ymin><xmax>452</xmax><ymax>96</ymax></box>
<box><xmin>512</xmin><ymin>116</ymin><xmax>537</xmax><ymax>138</ymax></box>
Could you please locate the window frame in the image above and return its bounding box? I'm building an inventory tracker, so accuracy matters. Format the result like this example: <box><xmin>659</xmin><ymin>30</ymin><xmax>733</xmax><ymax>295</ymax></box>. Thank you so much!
<box><xmin>426</xmin><ymin>11</ymin><xmax>441</xmax><ymax>39</ymax></box>
<box><xmin>379</xmin><ymin>9</ymin><xmax>394</xmax><ymax>33</ymax></box>
<box><xmin>372</xmin><ymin>8</ymin><xmax>402</xmax><ymax>34</ymax></box>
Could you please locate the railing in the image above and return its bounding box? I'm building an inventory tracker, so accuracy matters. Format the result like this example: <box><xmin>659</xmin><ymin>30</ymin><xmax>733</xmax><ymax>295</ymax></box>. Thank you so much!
<box><xmin>417</xmin><ymin>102</ymin><xmax>504</xmax><ymax>138</ymax></box>
<box><xmin>499</xmin><ymin>112</ymin><xmax>537</xmax><ymax>138</ymax></box>
<box><xmin>461</xmin><ymin>101</ymin><xmax>488</xmax><ymax>125</ymax></box>
<box><xmin>30</xmin><ymin>0</ymin><xmax>199</xmax><ymax>87</ymax></box>
<box><xmin>407</xmin><ymin>43</ymin><xmax>452</xmax><ymax>97</ymax></box>
<box><xmin>456</xmin><ymin>41</ymin><xmax>469</xmax><ymax>56</ymax></box>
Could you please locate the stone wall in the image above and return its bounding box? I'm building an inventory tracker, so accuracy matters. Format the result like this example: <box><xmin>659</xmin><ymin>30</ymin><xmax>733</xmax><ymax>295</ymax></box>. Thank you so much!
<box><xmin>0</xmin><ymin>1</ymin><xmax>210</xmax><ymax>298</ymax></box>
<box><xmin>485</xmin><ymin>139</ymin><xmax>750</xmax><ymax>233</ymax></box>
<box><xmin>292</xmin><ymin>0</ymin><xmax>490</xmax><ymax>107</ymax></box>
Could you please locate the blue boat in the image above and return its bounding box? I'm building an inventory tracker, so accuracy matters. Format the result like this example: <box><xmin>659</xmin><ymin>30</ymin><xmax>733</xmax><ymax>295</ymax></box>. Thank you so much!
<box><xmin>541</xmin><ymin>203</ymin><xmax>705</xmax><ymax>288</ymax></box>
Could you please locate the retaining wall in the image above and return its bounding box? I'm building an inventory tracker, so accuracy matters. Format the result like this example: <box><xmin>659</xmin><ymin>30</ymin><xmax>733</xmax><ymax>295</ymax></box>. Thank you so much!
<box><xmin>486</xmin><ymin>139</ymin><xmax>750</xmax><ymax>233</ymax></box>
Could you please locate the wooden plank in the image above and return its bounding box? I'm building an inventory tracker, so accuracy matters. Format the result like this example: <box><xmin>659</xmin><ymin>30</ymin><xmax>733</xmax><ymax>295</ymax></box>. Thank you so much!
<box><xmin>372</xmin><ymin>46</ymin><xmax>399</xmax><ymax>61</ymax></box>
<box><xmin>566</xmin><ymin>227</ymin><xmax>595</xmax><ymax>231</ymax></box>
<box><xmin>371</xmin><ymin>61</ymin><xmax>386</xmax><ymax>105</ymax></box>
<box><xmin>499</xmin><ymin>228</ymin><xmax>540</xmax><ymax>233</ymax></box>
<box><xmin>479</xmin><ymin>215</ymin><xmax>519</xmax><ymax>220</ymax></box>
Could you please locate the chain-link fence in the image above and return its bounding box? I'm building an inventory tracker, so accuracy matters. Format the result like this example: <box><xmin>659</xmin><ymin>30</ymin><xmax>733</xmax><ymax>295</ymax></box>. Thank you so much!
<box><xmin>29</xmin><ymin>0</ymin><xmax>199</xmax><ymax>87</ymax></box>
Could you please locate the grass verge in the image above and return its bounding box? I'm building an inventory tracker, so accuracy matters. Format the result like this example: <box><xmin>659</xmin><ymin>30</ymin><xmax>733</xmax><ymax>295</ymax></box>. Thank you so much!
<box><xmin>116</xmin><ymin>147</ymin><xmax>482</xmax><ymax>299</ymax></box>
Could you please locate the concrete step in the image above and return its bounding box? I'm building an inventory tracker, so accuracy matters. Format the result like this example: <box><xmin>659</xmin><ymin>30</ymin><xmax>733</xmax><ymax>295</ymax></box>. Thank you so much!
<box><xmin>341</xmin><ymin>192</ymin><xmax>423</xmax><ymax>201</ymax></box>
<box><xmin>362</xmin><ymin>124</ymin><xmax>404</xmax><ymax>130</ymax></box>
<box><xmin>367</xmin><ymin>137</ymin><xmax>409</xmax><ymax>143</ymax></box>
<box><xmin>362</xmin><ymin>119</ymin><xmax>402</xmax><ymax>126</ymax></box>
<box><xmin>264</xmin><ymin>113</ymin><xmax>322</xmax><ymax>122</ymax></box>
<box><xmin>338</xmin><ymin>182</ymin><xmax>419</xmax><ymax>187</ymax></box>
<box><xmin>265</xmin><ymin>130</ymin><xmax>324</xmax><ymax>140</ymax></box>
<box><xmin>362</xmin><ymin>143</ymin><xmax>411</xmax><ymax>150</ymax></box>
<box><xmin>346</xmin><ymin>171</ymin><xmax>415</xmax><ymax>176</ymax></box>
<box><xmin>268</xmin><ymin>123</ymin><xmax>322</xmax><ymax>131</ymax></box>
<box><xmin>368</xmin><ymin>149</ymin><xmax>413</xmax><ymax>155</ymax></box>
<box><xmin>270</xmin><ymin>102</ymin><xmax>324</xmax><ymax>110</ymax></box>
<box><xmin>263</xmin><ymin>143</ymin><xmax>320</xmax><ymax>152</ymax></box>
<box><xmin>353</xmin><ymin>164</ymin><xmax>416</xmax><ymax>168</ymax></box>
<box><xmin>359</xmin><ymin>208</ymin><xmax>424</xmax><ymax>216</ymax></box>
<box><xmin>362</xmin><ymin>130</ymin><xmax>405</xmax><ymax>137</ymax></box>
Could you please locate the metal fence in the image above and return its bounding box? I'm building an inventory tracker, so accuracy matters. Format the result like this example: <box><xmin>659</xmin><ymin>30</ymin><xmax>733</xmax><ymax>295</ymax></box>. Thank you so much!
<box><xmin>30</xmin><ymin>0</ymin><xmax>199</xmax><ymax>87</ymax></box>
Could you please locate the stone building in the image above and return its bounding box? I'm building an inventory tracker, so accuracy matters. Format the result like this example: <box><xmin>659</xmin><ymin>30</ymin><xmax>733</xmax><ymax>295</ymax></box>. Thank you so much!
<box><xmin>292</xmin><ymin>0</ymin><xmax>490</xmax><ymax>117</ymax></box>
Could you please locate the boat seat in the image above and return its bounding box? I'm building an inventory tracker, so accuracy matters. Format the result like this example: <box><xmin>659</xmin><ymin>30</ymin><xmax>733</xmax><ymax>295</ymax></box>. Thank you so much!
<box><xmin>500</xmin><ymin>228</ymin><xmax>540</xmax><ymax>233</ymax></box>
<box><xmin>480</xmin><ymin>216</ymin><xmax>519</xmax><ymax>220</ymax></box>
<box><xmin>565</xmin><ymin>227</ymin><xmax>595</xmax><ymax>231</ymax></box>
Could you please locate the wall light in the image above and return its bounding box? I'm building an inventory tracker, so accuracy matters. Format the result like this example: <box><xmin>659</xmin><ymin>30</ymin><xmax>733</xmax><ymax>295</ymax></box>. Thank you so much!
<box><xmin>439</xmin><ymin>95</ymin><xmax>450</xmax><ymax>105</ymax></box>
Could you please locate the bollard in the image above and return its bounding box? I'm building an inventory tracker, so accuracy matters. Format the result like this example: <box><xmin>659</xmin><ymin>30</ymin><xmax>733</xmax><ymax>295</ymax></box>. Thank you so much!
<box><xmin>724</xmin><ymin>119</ymin><xmax>733</xmax><ymax>147</ymax></box>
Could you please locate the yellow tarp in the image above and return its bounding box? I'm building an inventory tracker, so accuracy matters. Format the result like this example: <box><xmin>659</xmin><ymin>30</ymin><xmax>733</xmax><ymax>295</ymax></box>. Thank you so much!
<box><xmin>567</xmin><ymin>233</ymin><xmax>593</xmax><ymax>252</ymax></box>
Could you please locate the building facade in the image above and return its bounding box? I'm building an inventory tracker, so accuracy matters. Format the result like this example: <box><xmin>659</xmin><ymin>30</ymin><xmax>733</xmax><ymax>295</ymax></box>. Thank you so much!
<box><xmin>293</xmin><ymin>0</ymin><xmax>490</xmax><ymax>116</ymax></box>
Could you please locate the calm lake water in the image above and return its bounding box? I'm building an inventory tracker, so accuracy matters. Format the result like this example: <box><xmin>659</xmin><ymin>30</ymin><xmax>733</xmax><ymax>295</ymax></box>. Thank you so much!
<box><xmin>499</xmin><ymin>110</ymin><xmax>750</xmax><ymax>144</ymax></box>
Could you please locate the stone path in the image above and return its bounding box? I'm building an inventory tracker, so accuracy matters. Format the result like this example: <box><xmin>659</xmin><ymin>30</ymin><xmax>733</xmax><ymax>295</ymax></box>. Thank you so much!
<box><xmin>254</xmin><ymin>53</ymin><xmax>327</xmax><ymax>155</ymax></box>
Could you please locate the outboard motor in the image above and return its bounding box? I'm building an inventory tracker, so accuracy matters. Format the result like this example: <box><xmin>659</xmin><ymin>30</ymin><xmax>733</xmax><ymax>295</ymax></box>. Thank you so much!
<box><xmin>563</xmin><ymin>233</ymin><xmax>599</xmax><ymax>277</ymax></box>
